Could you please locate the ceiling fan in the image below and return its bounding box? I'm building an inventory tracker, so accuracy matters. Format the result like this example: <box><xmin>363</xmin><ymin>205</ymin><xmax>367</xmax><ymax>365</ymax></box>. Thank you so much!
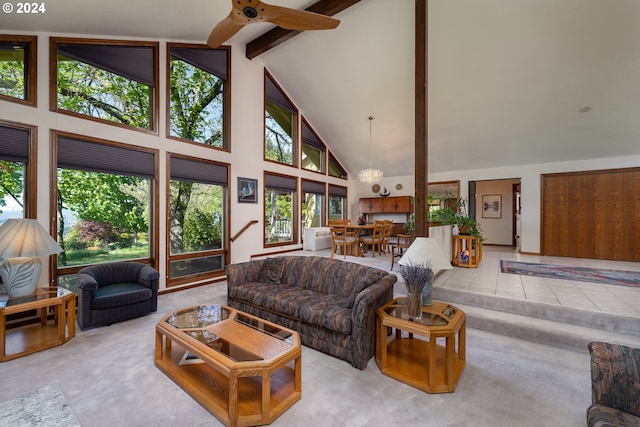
<box><xmin>207</xmin><ymin>0</ymin><xmax>340</xmax><ymax>48</ymax></box>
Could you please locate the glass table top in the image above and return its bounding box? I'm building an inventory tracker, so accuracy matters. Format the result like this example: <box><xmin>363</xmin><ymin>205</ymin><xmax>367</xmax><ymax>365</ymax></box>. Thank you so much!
<box><xmin>0</xmin><ymin>287</ymin><xmax>72</xmax><ymax>309</ymax></box>
<box><xmin>167</xmin><ymin>305</ymin><xmax>231</xmax><ymax>329</ymax></box>
<box><xmin>385</xmin><ymin>298</ymin><xmax>459</xmax><ymax>327</ymax></box>
<box><xmin>165</xmin><ymin>305</ymin><xmax>294</xmax><ymax>362</ymax></box>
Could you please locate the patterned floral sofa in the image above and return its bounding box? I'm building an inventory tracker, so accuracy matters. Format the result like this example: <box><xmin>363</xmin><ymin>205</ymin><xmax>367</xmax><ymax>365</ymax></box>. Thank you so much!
<box><xmin>587</xmin><ymin>341</ymin><xmax>640</xmax><ymax>427</ymax></box>
<box><xmin>225</xmin><ymin>256</ymin><xmax>396</xmax><ymax>369</ymax></box>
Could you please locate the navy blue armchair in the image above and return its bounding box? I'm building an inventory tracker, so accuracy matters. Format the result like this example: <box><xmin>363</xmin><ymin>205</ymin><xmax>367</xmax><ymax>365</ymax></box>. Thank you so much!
<box><xmin>76</xmin><ymin>262</ymin><xmax>159</xmax><ymax>330</ymax></box>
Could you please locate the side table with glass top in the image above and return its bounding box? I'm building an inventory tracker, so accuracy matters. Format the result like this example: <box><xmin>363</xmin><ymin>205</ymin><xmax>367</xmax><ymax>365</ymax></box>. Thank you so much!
<box><xmin>376</xmin><ymin>298</ymin><xmax>465</xmax><ymax>393</ymax></box>
<box><xmin>0</xmin><ymin>286</ymin><xmax>76</xmax><ymax>362</ymax></box>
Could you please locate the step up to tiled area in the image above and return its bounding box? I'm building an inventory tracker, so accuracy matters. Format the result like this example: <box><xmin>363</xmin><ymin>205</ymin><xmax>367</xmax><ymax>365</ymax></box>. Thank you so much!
<box><xmin>433</xmin><ymin>287</ymin><xmax>640</xmax><ymax>353</ymax></box>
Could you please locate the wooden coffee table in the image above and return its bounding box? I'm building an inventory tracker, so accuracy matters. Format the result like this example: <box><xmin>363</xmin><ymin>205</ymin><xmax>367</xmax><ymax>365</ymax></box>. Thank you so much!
<box><xmin>0</xmin><ymin>286</ymin><xmax>76</xmax><ymax>362</ymax></box>
<box><xmin>155</xmin><ymin>305</ymin><xmax>301</xmax><ymax>427</ymax></box>
<box><xmin>376</xmin><ymin>298</ymin><xmax>465</xmax><ymax>393</ymax></box>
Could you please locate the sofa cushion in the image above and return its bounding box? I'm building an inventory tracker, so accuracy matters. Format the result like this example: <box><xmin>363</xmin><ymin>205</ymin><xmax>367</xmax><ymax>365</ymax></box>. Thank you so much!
<box><xmin>298</xmin><ymin>294</ymin><xmax>352</xmax><ymax>334</ymax></box>
<box><xmin>229</xmin><ymin>282</ymin><xmax>313</xmax><ymax>319</ymax></box>
<box><xmin>257</xmin><ymin>257</ymin><xmax>286</xmax><ymax>284</ymax></box>
<box><xmin>92</xmin><ymin>283</ymin><xmax>152</xmax><ymax>310</ymax></box>
<box><xmin>281</xmin><ymin>257</ymin><xmax>325</xmax><ymax>290</ymax></box>
<box><xmin>228</xmin><ymin>281</ymin><xmax>352</xmax><ymax>334</ymax></box>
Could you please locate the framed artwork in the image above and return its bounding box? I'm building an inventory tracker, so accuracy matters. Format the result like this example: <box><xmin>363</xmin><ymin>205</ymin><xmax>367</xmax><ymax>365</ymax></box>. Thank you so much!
<box><xmin>482</xmin><ymin>194</ymin><xmax>501</xmax><ymax>218</ymax></box>
<box><xmin>238</xmin><ymin>177</ymin><xmax>258</xmax><ymax>203</ymax></box>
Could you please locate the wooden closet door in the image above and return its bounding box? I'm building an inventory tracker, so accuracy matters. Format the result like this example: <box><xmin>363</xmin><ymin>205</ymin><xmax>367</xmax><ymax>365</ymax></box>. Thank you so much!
<box><xmin>594</xmin><ymin>172</ymin><xmax>624</xmax><ymax>260</ymax></box>
<box><xmin>623</xmin><ymin>170</ymin><xmax>640</xmax><ymax>261</ymax></box>
<box><xmin>544</xmin><ymin>168</ymin><xmax>640</xmax><ymax>261</ymax></box>
<box><xmin>568</xmin><ymin>174</ymin><xmax>595</xmax><ymax>258</ymax></box>
<box><xmin>543</xmin><ymin>176</ymin><xmax>570</xmax><ymax>257</ymax></box>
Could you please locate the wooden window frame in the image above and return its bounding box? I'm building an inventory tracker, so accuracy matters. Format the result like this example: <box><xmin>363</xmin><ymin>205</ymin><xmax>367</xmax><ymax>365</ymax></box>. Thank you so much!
<box><xmin>165</xmin><ymin>43</ymin><xmax>231</xmax><ymax>152</ymax></box>
<box><xmin>50</xmin><ymin>37</ymin><xmax>160</xmax><ymax>135</ymax></box>
<box><xmin>0</xmin><ymin>34</ymin><xmax>37</xmax><ymax>107</ymax></box>
<box><xmin>50</xmin><ymin>130</ymin><xmax>160</xmax><ymax>280</ymax></box>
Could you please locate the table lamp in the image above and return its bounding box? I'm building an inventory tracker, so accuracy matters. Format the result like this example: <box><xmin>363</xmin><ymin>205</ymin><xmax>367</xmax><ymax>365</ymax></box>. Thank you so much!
<box><xmin>397</xmin><ymin>237</ymin><xmax>452</xmax><ymax>314</ymax></box>
<box><xmin>398</xmin><ymin>237</ymin><xmax>453</xmax><ymax>272</ymax></box>
<box><xmin>0</xmin><ymin>219</ymin><xmax>63</xmax><ymax>297</ymax></box>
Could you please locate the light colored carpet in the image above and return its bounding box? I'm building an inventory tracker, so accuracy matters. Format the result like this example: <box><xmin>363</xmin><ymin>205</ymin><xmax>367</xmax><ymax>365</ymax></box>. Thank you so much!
<box><xmin>0</xmin><ymin>384</ymin><xmax>80</xmax><ymax>427</ymax></box>
<box><xmin>0</xmin><ymin>282</ymin><xmax>591</xmax><ymax>427</ymax></box>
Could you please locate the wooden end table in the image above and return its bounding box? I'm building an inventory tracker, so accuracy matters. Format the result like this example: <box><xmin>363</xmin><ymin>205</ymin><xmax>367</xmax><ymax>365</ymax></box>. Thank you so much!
<box><xmin>0</xmin><ymin>287</ymin><xmax>76</xmax><ymax>362</ymax></box>
<box><xmin>451</xmin><ymin>234</ymin><xmax>483</xmax><ymax>267</ymax></box>
<box><xmin>376</xmin><ymin>298</ymin><xmax>465</xmax><ymax>393</ymax></box>
<box><xmin>155</xmin><ymin>305</ymin><xmax>301</xmax><ymax>427</ymax></box>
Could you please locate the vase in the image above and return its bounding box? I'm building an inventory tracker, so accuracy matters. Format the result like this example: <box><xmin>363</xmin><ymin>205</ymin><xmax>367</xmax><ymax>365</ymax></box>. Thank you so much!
<box><xmin>406</xmin><ymin>290</ymin><xmax>424</xmax><ymax>320</ymax></box>
<box><xmin>422</xmin><ymin>284</ymin><xmax>433</xmax><ymax>307</ymax></box>
<box><xmin>422</xmin><ymin>273</ymin><xmax>435</xmax><ymax>307</ymax></box>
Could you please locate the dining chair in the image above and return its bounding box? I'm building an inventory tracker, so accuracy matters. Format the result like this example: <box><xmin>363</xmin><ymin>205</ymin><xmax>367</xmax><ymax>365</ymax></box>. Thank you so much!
<box><xmin>382</xmin><ymin>219</ymin><xmax>394</xmax><ymax>254</ymax></box>
<box><xmin>359</xmin><ymin>220</ymin><xmax>385</xmax><ymax>257</ymax></box>
<box><xmin>329</xmin><ymin>223</ymin><xmax>358</xmax><ymax>259</ymax></box>
<box><xmin>391</xmin><ymin>233</ymin><xmax>414</xmax><ymax>270</ymax></box>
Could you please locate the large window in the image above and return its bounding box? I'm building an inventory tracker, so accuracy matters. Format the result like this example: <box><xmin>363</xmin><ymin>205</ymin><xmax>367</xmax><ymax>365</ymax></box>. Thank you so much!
<box><xmin>301</xmin><ymin>118</ymin><xmax>326</xmax><ymax>173</ymax></box>
<box><xmin>265</xmin><ymin>173</ymin><xmax>297</xmax><ymax>246</ymax></box>
<box><xmin>52</xmin><ymin>38</ymin><xmax>158</xmax><ymax>132</ymax></box>
<box><xmin>0</xmin><ymin>121</ymin><xmax>36</xmax><ymax>223</ymax></box>
<box><xmin>265</xmin><ymin>71</ymin><xmax>297</xmax><ymax>166</ymax></box>
<box><xmin>54</xmin><ymin>133</ymin><xmax>156</xmax><ymax>279</ymax></box>
<box><xmin>328</xmin><ymin>152</ymin><xmax>348</xmax><ymax>179</ymax></box>
<box><xmin>168</xmin><ymin>44</ymin><xmax>230</xmax><ymax>149</ymax></box>
<box><xmin>329</xmin><ymin>185</ymin><xmax>347</xmax><ymax>221</ymax></box>
<box><xmin>302</xmin><ymin>179</ymin><xmax>325</xmax><ymax>229</ymax></box>
<box><xmin>168</xmin><ymin>155</ymin><xmax>229</xmax><ymax>286</ymax></box>
<box><xmin>0</xmin><ymin>35</ymin><xmax>36</xmax><ymax>106</ymax></box>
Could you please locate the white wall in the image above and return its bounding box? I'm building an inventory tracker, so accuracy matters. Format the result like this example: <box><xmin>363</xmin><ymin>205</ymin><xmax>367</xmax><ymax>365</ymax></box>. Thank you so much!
<box><xmin>359</xmin><ymin>154</ymin><xmax>640</xmax><ymax>254</ymax></box>
<box><xmin>475</xmin><ymin>179</ymin><xmax>520</xmax><ymax>245</ymax></box>
<box><xmin>1</xmin><ymin>31</ymin><xmax>353</xmax><ymax>289</ymax></box>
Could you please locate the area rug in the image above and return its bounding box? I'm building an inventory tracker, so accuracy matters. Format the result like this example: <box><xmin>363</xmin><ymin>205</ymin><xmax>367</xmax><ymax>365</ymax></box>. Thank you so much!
<box><xmin>500</xmin><ymin>260</ymin><xmax>640</xmax><ymax>287</ymax></box>
<box><xmin>0</xmin><ymin>384</ymin><xmax>80</xmax><ymax>427</ymax></box>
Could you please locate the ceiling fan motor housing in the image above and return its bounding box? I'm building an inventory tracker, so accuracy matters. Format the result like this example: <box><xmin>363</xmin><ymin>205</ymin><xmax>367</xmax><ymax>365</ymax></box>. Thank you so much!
<box><xmin>243</xmin><ymin>7</ymin><xmax>259</xmax><ymax>19</ymax></box>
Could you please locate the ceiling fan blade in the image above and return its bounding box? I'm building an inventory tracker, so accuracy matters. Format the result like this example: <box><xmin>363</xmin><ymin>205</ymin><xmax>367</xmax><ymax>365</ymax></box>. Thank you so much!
<box><xmin>262</xmin><ymin>4</ymin><xmax>340</xmax><ymax>31</ymax></box>
<box><xmin>207</xmin><ymin>13</ymin><xmax>246</xmax><ymax>48</ymax></box>
<box><xmin>207</xmin><ymin>0</ymin><xmax>340</xmax><ymax>48</ymax></box>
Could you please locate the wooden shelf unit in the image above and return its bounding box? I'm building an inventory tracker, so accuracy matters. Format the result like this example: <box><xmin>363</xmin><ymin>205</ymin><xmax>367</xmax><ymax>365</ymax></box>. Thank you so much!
<box><xmin>451</xmin><ymin>235</ymin><xmax>483</xmax><ymax>268</ymax></box>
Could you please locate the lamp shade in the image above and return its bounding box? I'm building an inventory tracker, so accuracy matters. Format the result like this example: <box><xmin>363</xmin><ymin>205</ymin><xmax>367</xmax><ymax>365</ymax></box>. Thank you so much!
<box><xmin>0</xmin><ymin>219</ymin><xmax>63</xmax><ymax>258</ymax></box>
<box><xmin>398</xmin><ymin>237</ymin><xmax>452</xmax><ymax>272</ymax></box>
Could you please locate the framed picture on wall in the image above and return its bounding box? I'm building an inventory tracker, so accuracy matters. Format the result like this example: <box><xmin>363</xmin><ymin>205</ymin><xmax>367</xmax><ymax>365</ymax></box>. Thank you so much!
<box><xmin>238</xmin><ymin>177</ymin><xmax>258</xmax><ymax>203</ymax></box>
<box><xmin>482</xmin><ymin>194</ymin><xmax>501</xmax><ymax>218</ymax></box>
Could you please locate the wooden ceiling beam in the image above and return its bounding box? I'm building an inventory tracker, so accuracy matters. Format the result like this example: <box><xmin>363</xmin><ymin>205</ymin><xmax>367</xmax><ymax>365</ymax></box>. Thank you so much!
<box><xmin>245</xmin><ymin>0</ymin><xmax>362</xmax><ymax>59</ymax></box>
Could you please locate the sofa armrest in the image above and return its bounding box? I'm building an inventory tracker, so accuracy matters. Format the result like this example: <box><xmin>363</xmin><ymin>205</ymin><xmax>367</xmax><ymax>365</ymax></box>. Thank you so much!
<box><xmin>77</xmin><ymin>273</ymin><xmax>98</xmax><ymax>293</ymax></box>
<box><xmin>589</xmin><ymin>341</ymin><xmax>640</xmax><ymax>418</ymax></box>
<box><xmin>225</xmin><ymin>259</ymin><xmax>266</xmax><ymax>287</ymax></box>
<box><xmin>138</xmin><ymin>265</ymin><xmax>160</xmax><ymax>289</ymax></box>
<box><xmin>348</xmin><ymin>274</ymin><xmax>396</xmax><ymax>369</ymax></box>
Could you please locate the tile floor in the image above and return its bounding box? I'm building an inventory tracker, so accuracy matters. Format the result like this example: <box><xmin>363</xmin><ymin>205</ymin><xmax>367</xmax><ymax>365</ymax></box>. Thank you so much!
<box><xmin>436</xmin><ymin>246</ymin><xmax>640</xmax><ymax>318</ymax></box>
<box><xmin>289</xmin><ymin>245</ymin><xmax>640</xmax><ymax>319</ymax></box>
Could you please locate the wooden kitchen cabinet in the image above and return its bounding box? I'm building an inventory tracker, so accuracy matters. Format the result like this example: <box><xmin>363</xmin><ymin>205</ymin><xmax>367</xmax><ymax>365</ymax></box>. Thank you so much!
<box><xmin>359</xmin><ymin>196</ymin><xmax>412</xmax><ymax>214</ymax></box>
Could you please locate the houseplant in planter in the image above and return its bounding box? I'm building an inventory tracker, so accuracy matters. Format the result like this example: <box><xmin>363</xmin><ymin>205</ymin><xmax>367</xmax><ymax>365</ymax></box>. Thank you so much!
<box><xmin>433</xmin><ymin>197</ymin><xmax>483</xmax><ymax>240</ymax></box>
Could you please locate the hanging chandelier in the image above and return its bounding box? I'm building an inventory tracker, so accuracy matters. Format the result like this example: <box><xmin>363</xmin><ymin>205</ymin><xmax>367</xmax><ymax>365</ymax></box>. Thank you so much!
<box><xmin>358</xmin><ymin>116</ymin><xmax>383</xmax><ymax>184</ymax></box>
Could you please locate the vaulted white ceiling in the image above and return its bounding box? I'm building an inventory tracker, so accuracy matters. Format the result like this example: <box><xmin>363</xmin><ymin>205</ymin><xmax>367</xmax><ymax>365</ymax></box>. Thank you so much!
<box><xmin>2</xmin><ymin>0</ymin><xmax>639</xmax><ymax>177</ymax></box>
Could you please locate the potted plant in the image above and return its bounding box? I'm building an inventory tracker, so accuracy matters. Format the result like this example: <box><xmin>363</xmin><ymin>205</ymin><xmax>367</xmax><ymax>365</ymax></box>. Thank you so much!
<box><xmin>433</xmin><ymin>197</ymin><xmax>483</xmax><ymax>240</ymax></box>
<box><xmin>404</xmin><ymin>212</ymin><xmax>415</xmax><ymax>235</ymax></box>
<box><xmin>397</xmin><ymin>260</ymin><xmax>435</xmax><ymax>319</ymax></box>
